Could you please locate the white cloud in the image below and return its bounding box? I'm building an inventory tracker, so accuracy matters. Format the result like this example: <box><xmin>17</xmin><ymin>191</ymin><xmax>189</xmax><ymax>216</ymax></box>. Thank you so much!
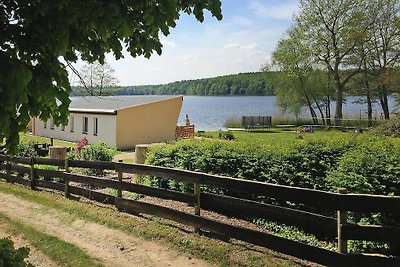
<box><xmin>222</xmin><ymin>43</ymin><xmax>240</xmax><ymax>50</ymax></box>
<box><xmin>228</xmin><ymin>16</ymin><xmax>253</xmax><ymax>27</ymax></box>
<box><xmin>241</xmin><ymin>43</ymin><xmax>259</xmax><ymax>50</ymax></box>
<box><xmin>161</xmin><ymin>39</ymin><xmax>177</xmax><ymax>48</ymax></box>
<box><xmin>222</xmin><ymin>43</ymin><xmax>259</xmax><ymax>51</ymax></box>
<box><xmin>182</xmin><ymin>54</ymin><xmax>196</xmax><ymax>60</ymax></box>
<box><xmin>250</xmin><ymin>1</ymin><xmax>299</xmax><ymax>20</ymax></box>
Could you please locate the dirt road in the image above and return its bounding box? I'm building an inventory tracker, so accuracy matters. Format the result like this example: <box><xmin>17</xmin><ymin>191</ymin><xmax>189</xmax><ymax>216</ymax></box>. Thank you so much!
<box><xmin>0</xmin><ymin>192</ymin><xmax>211</xmax><ymax>267</ymax></box>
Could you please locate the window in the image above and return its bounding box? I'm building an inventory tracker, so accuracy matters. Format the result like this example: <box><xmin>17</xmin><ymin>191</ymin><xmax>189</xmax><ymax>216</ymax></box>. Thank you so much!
<box><xmin>50</xmin><ymin>119</ymin><xmax>54</xmax><ymax>130</ymax></box>
<box><xmin>61</xmin><ymin>125</ymin><xmax>65</xmax><ymax>131</ymax></box>
<box><xmin>43</xmin><ymin>120</ymin><xmax>47</xmax><ymax>129</ymax></box>
<box><xmin>70</xmin><ymin>116</ymin><xmax>74</xmax><ymax>132</ymax></box>
<box><xmin>93</xmin><ymin>118</ymin><xmax>98</xmax><ymax>136</ymax></box>
<box><xmin>83</xmin><ymin>117</ymin><xmax>88</xmax><ymax>134</ymax></box>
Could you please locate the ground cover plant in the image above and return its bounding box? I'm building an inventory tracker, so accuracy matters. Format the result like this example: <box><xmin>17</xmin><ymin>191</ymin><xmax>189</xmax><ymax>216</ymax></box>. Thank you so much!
<box><xmin>0</xmin><ymin>237</ymin><xmax>31</xmax><ymax>267</ymax></box>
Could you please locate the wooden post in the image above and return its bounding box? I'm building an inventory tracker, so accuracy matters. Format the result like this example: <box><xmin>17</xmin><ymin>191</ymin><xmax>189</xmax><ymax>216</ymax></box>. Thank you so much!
<box><xmin>64</xmin><ymin>158</ymin><xmax>70</xmax><ymax>173</ymax></box>
<box><xmin>337</xmin><ymin>188</ymin><xmax>348</xmax><ymax>254</ymax></box>
<box><xmin>194</xmin><ymin>182</ymin><xmax>201</xmax><ymax>233</ymax></box>
<box><xmin>30</xmin><ymin>157</ymin><xmax>35</xmax><ymax>190</ymax></box>
<box><xmin>64</xmin><ymin>158</ymin><xmax>70</xmax><ymax>198</ymax></box>
<box><xmin>117</xmin><ymin>160</ymin><xmax>123</xmax><ymax>198</ymax></box>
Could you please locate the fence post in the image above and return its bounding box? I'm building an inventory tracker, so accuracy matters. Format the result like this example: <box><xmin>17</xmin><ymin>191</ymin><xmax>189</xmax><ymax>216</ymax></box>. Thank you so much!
<box><xmin>64</xmin><ymin>157</ymin><xmax>70</xmax><ymax>173</ymax></box>
<box><xmin>194</xmin><ymin>181</ymin><xmax>201</xmax><ymax>233</ymax></box>
<box><xmin>337</xmin><ymin>188</ymin><xmax>348</xmax><ymax>254</ymax></box>
<box><xmin>30</xmin><ymin>157</ymin><xmax>35</xmax><ymax>190</ymax></box>
<box><xmin>64</xmin><ymin>158</ymin><xmax>70</xmax><ymax>198</ymax></box>
<box><xmin>117</xmin><ymin>160</ymin><xmax>123</xmax><ymax>198</ymax></box>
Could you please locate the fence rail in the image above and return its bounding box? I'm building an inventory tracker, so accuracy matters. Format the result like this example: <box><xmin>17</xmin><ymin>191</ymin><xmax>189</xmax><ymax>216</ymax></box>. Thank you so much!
<box><xmin>0</xmin><ymin>154</ymin><xmax>399</xmax><ymax>266</ymax></box>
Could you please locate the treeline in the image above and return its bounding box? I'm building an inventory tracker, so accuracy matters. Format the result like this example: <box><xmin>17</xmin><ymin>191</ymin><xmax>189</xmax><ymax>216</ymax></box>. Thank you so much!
<box><xmin>72</xmin><ymin>72</ymin><xmax>278</xmax><ymax>96</ymax></box>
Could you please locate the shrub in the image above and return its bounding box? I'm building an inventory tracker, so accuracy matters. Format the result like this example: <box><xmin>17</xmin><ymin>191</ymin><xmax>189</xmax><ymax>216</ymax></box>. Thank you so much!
<box><xmin>0</xmin><ymin>237</ymin><xmax>32</xmax><ymax>267</ymax></box>
<box><xmin>145</xmin><ymin>135</ymin><xmax>400</xmax><ymax>255</ymax></box>
<box><xmin>326</xmin><ymin>140</ymin><xmax>400</xmax><ymax>195</ymax></box>
<box><xmin>218</xmin><ymin>131</ymin><xmax>235</xmax><ymax>140</ymax></box>
<box><xmin>72</xmin><ymin>143</ymin><xmax>116</xmax><ymax>176</ymax></box>
<box><xmin>79</xmin><ymin>143</ymin><xmax>116</xmax><ymax>162</ymax></box>
<box><xmin>17</xmin><ymin>141</ymin><xmax>38</xmax><ymax>158</ymax></box>
<box><xmin>144</xmin><ymin>138</ymin><xmax>357</xmax><ymax>193</ymax></box>
<box><xmin>371</xmin><ymin>117</ymin><xmax>400</xmax><ymax>137</ymax></box>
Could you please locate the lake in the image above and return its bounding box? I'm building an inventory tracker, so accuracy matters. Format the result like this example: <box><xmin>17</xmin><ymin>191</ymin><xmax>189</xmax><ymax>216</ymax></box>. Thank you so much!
<box><xmin>178</xmin><ymin>96</ymin><xmax>397</xmax><ymax>131</ymax></box>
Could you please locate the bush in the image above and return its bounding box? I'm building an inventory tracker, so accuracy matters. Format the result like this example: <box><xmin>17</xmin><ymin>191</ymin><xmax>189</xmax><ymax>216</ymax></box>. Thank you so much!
<box><xmin>144</xmin><ymin>136</ymin><xmax>400</xmax><ymax>255</ymax></box>
<box><xmin>0</xmin><ymin>237</ymin><xmax>32</xmax><ymax>267</ymax></box>
<box><xmin>371</xmin><ymin>117</ymin><xmax>400</xmax><ymax>137</ymax></box>
<box><xmin>218</xmin><ymin>131</ymin><xmax>235</xmax><ymax>140</ymax></box>
<box><xmin>326</xmin><ymin>140</ymin><xmax>400</xmax><ymax>195</ymax></box>
<box><xmin>144</xmin><ymin>138</ymin><xmax>357</xmax><ymax>193</ymax></box>
<box><xmin>70</xmin><ymin>143</ymin><xmax>116</xmax><ymax>176</ymax></box>
<box><xmin>17</xmin><ymin>141</ymin><xmax>38</xmax><ymax>158</ymax></box>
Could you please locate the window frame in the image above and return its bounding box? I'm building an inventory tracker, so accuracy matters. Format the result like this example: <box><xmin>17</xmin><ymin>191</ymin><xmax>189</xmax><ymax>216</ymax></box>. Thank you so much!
<box><xmin>82</xmin><ymin>117</ymin><xmax>88</xmax><ymax>134</ymax></box>
<box><xmin>93</xmin><ymin>117</ymin><xmax>98</xmax><ymax>136</ymax></box>
<box><xmin>70</xmin><ymin>116</ymin><xmax>74</xmax><ymax>132</ymax></box>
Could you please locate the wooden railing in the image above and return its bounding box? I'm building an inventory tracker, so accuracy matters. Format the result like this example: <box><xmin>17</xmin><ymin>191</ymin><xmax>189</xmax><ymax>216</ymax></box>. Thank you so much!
<box><xmin>175</xmin><ymin>125</ymin><xmax>195</xmax><ymax>139</ymax></box>
<box><xmin>0</xmin><ymin>155</ymin><xmax>399</xmax><ymax>266</ymax></box>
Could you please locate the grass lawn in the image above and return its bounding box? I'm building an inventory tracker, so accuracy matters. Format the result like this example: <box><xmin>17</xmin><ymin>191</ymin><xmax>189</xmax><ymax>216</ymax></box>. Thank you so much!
<box><xmin>199</xmin><ymin>128</ymin><xmax>362</xmax><ymax>144</ymax></box>
<box><xmin>20</xmin><ymin>132</ymin><xmax>76</xmax><ymax>148</ymax></box>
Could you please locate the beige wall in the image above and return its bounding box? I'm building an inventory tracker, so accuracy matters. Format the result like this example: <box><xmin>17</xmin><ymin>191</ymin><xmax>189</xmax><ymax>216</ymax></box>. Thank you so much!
<box><xmin>116</xmin><ymin>96</ymin><xmax>182</xmax><ymax>149</ymax></box>
<box><xmin>33</xmin><ymin>113</ymin><xmax>117</xmax><ymax>147</ymax></box>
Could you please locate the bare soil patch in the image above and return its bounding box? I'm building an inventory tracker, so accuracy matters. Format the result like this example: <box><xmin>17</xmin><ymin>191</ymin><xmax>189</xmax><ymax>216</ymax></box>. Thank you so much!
<box><xmin>0</xmin><ymin>192</ymin><xmax>211</xmax><ymax>267</ymax></box>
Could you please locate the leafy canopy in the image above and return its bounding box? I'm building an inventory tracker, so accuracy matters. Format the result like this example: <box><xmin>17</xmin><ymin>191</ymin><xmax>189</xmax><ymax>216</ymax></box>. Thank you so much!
<box><xmin>0</xmin><ymin>0</ymin><xmax>222</xmax><ymax>154</ymax></box>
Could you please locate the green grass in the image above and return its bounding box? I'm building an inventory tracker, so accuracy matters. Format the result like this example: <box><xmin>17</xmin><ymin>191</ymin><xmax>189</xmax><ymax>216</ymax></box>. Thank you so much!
<box><xmin>0</xmin><ymin>212</ymin><xmax>104</xmax><ymax>267</ymax></box>
<box><xmin>199</xmin><ymin>128</ymin><xmax>360</xmax><ymax>144</ymax></box>
<box><xmin>21</xmin><ymin>132</ymin><xmax>76</xmax><ymax>148</ymax></box>
<box><xmin>0</xmin><ymin>181</ymin><xmax>306</xmax><ymax>267</ymax></box>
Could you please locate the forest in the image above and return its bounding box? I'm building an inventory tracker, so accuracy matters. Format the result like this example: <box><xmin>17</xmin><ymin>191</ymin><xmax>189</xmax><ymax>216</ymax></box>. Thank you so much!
<box><xmin>71</xmin><ymin>72</ymin><xmax>278</xmax><ymax>96</ymax></box>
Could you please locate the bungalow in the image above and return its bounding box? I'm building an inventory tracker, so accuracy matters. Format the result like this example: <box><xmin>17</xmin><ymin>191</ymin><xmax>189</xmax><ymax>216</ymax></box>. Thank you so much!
<box><xmin>31</xmin><ymin>95</ymin><xmax>183</xmax><ymax>149</ymax></box>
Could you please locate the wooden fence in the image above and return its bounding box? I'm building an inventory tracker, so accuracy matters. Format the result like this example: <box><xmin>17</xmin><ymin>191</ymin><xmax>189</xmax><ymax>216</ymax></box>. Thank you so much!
<box><xmin>0</xmin><ymin>155</ymin><xmax>399</xmax><ymax>266</ymax></box>
<box><xmin>175</xmin><ymin>125</ymin><xmax>195</xmax><ymax>139</ymax></box>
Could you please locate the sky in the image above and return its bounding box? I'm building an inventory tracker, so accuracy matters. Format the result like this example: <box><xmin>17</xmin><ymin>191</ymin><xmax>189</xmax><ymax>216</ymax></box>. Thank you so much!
<box><xmin>69</xmin><ymin>0</ymin><xmax>299</xmax><ymax>86</ymax></box>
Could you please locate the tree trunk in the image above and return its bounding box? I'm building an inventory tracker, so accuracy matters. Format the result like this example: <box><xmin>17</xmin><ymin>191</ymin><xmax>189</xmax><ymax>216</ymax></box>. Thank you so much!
<box><xmin>363</xmin><ymin>65</ymin><xmax>373</xmax><ymax>127</ymax></box>
<box><xmin>379</xmin><ymin>95</ymin><xmax>390</xmax><ymax>120</ymax></box>
<box><xmin>305</xmin><ymin>97</ymin><xmax>318</xmax><ymax>124</ymax></box>
<box><xmin>366</xmin><ymin>90</ymin><xmax>373</xmax><ymax>127</ymax></box>
<box><xmin>334</xmin><ymin>78</ymin><xmax>343</xmax><ymax>125</ymax></box>
<box><xmin>313</xmin><ymin>97</ymin><xmax>325</xmax><ymax>125</ymax></box>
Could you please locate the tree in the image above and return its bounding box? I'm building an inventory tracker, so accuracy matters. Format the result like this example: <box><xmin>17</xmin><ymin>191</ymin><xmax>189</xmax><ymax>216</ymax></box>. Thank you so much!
<box><xmin>364</xmin><ymin>0</ymin><xmax>400</xmax><ymax>119</ymax></box>
<box><xmin>296</xmin><ymin>0</ymin><xmax>371</xmax><ymax>124</ymax></box>
<box><xmin>78</xmin><ymin>61</ymin><xmax>119</xmax><ymax>96</ymax></box>
<box><xmin>272</xmin><ymin>26</ymin><xmax>334</xmax><ymax>125</ymax></box>
<box><xmin>0</xmin><ymin>0</ymin><xmax>222</xmax><ymax>153</ymax></box>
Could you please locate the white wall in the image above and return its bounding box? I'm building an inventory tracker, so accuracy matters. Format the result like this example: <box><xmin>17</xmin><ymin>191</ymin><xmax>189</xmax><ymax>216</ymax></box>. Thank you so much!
<box><xmin>33</xmin><ymin>112</ymin><xmax>117</xmax><ymax>147</ymax></box>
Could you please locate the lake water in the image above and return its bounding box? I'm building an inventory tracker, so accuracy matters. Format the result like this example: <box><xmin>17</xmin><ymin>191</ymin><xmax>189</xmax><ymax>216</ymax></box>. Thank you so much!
<box><xmin>178</xmin><ymin>96</ymin><xmax>397</xmax><ymax>131</ymax></box>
